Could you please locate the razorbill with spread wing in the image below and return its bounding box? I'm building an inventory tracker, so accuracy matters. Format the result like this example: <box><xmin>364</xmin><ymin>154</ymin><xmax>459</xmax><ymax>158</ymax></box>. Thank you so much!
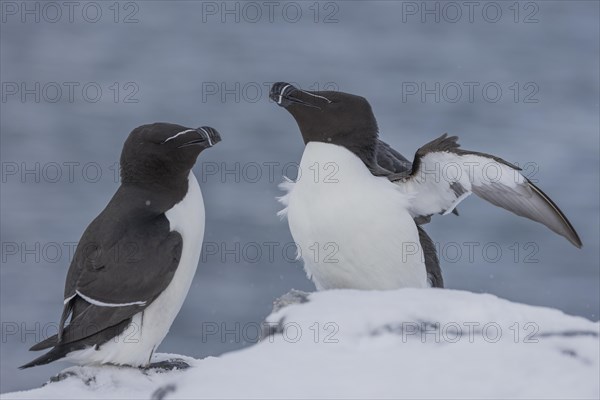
<box><xmin>21</xmin><ymin>123</ymin><xmax>221</xmax><ymax>369</ymax></box>
<box><xmin>269</xmin><ymin>82</ymin><xmax>581</xmax><ymax>291</ymax></box>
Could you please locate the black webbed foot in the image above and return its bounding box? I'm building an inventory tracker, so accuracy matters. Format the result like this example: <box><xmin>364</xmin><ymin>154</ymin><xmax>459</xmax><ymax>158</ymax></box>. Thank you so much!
<box><xmin>144</xmin><ymin>358</ymin><xmax>190</xmax><ymax>372</ymax></box>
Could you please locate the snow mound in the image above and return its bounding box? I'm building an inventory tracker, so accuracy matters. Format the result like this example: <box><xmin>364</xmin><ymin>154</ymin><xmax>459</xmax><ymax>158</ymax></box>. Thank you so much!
<box><xmin>3</xmin><ymin>289</ymin><xmax>599</xmax><ymax>399</ymax></box>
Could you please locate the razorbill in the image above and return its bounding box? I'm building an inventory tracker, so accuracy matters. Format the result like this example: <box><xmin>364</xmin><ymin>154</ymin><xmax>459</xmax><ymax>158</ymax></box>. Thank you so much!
<box><xmin>21</xmin><ymin>122</ymin><xmax>221</xmax><ymax>369</ymax></box>
<box><xmin>270</xmin><ymin>82</ymin><xmax>581</xmax><ymax>291</ymax></box>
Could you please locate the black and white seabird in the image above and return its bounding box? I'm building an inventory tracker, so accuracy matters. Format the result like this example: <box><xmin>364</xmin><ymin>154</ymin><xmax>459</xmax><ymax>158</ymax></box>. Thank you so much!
<box><xmin>21</xmin><ymin>123</ymin><xmax>221</xmax><ymax>369</ymax></box>
<box><xmin>269</xmin><ymin>82</ymin><xmax>581</xmax><ymax>291</ymax></box>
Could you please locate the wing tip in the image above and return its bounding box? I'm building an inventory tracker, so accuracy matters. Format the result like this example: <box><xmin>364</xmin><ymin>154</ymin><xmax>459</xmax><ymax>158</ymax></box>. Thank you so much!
<box><xmin>19</xmin><ymin>361</ymin><xmax>36</xmax><ymax>370</ymax></box>
<box><xmin>527</xmin><ymin>180</ymin><xmax>582</xmax><ymax>249</ymax></box>
<box><xmin>19</xmin><ymin>348</ymin><xmax>63</xmax><ymax>369</ymax></box>
<box><xmin>567</xmin><ymin>232</ymin><xmax>583</xmax><ymax>249</ymax></box>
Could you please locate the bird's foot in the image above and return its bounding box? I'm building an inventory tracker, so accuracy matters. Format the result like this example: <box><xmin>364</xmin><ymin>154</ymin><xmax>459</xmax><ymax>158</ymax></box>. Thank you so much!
<box><xmin>46</xmin><ymin>370</ymin><xmax>77</xmax><ymax>384</ymax></box>
<box><xmin>145</xmin><ymin>358</ymin><xmax>191</xmax><ymax>372</ymax></box>
<box><xmin>271</xmin><ymin>289</ymin><xmax>312</xmax><ymax>313</ymax></box>
<box><xmin>45</xmin><ymin>369</ymin><xmax>95</xmax><ymax>386</ymax></box>
<box><xmin>262</xmin><ymin>289</ymin><xmax>313</xmax><ymax>339</ymax></box>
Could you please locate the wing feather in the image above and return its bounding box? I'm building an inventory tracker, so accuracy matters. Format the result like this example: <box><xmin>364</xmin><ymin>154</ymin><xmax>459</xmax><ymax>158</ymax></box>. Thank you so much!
<box><xmin>30</xmin><ymin>210</ymin><xmax>183</xmax><ymax>351</ymax></box>
<box><xmin>391</xmin><ymin>134</ymin><xmax>582</xmax><ymax>248</ymax></box>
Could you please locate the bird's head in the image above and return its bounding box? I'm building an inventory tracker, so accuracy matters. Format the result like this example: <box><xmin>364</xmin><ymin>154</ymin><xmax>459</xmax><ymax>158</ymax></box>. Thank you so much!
<box><xmin>269</xmin><ymin>82</ymin><xmax>378</xmax><ymax>149</ymax></box>
<box><xmin>120</xmin><ymin>122</ymin><xmax>221</xmax><ymax>185</ymax></box>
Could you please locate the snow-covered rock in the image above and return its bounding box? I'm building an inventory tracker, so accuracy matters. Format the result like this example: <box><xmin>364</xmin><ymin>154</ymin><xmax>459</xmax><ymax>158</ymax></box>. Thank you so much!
<box><xmin>3</xmin><ymin>289</ymin><xmax>599</xmax><ymax>399</ymax></box>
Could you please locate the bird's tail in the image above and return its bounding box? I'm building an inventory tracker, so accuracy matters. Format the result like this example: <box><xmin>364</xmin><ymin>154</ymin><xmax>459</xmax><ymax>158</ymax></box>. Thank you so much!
<box><xmin>19</xmin><ymin>346</ymin><xmax>71</xmax><ymax>369</ymax></box>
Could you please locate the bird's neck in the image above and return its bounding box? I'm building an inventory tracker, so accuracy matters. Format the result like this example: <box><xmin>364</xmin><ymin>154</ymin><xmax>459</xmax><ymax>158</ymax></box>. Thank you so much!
<box><xmin>300</xmin><ymin>142</ymin><xmax>374</xmax><ymax>183</ymax></box>
<box><xmin>115</xmin><ymin>172</ymin><xmax>191</xmax><ymax>216</ymax></box>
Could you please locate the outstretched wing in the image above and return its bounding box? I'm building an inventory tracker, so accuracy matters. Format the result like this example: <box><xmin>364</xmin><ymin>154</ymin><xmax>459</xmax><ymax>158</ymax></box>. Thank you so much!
<box><xmin>30</xmin><ymin>212</ymin><xmax>182</xmax><ymax>351</ymax></box>
<box><xmin>390</xmin><ymin>134</ymin><xmax>582</xmax><ymax>248</ymax></box>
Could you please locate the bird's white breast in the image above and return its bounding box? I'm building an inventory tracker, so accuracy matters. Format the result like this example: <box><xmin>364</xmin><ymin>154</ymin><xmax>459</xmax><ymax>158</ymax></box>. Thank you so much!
<box><xmin>281</xmin><ymin>142</ymin><xmax>427</xmax><ymax>291</ymax></box>
<box><xmin>67</xmin><ymin>172</ymin><xmax>205</xmax><ymax>366</ymax></box>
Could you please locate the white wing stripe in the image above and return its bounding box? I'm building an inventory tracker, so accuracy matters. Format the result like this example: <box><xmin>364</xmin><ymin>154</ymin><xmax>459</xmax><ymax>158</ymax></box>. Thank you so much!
<box><xmin>63</xmin><ymin>293</ymin><xmax>76</xmax><ymax>305</ymax></box>
<box><xmin>76</xmin><ymin>290</ymin><xmax>146</xmax><ymax>307</ymax></box>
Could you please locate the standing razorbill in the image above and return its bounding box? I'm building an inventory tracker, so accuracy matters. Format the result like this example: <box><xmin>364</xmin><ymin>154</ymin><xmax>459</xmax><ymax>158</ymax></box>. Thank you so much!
<box><xmin>21</xmin><ymin>123</ymin><xmax>221</xmax><ymax>369</ymax></box>
<box><xmin>269</xmin><ymin>82</ymin><xmax>581</xmax><ymax>291</ymax></box>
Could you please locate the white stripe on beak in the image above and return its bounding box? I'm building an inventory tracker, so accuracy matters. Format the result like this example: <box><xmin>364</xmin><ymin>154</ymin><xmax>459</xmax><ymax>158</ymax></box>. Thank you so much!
<box><xmin>198</xmin><ymin>127</ymin><xmax>213</xmax><ymax>146</ymax></box>
<box><xmin>277</xmin><ymin>84</ymin><xmax>292</xmax><ymax>105</ymax></box>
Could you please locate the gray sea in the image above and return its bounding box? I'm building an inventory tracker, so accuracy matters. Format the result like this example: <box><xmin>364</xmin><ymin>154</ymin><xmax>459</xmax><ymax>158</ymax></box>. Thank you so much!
<box><xmin>1</xmin><ymin>0</ymin><xmax>598</xmax><ymax>393</ymax></box>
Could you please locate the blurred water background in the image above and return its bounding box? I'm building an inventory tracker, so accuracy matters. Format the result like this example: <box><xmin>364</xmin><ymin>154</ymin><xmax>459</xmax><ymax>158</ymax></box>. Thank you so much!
<box><xmin>1</xmin><ymin>0</ymin><xmax>598</xmax><ymax>393</ymax></box>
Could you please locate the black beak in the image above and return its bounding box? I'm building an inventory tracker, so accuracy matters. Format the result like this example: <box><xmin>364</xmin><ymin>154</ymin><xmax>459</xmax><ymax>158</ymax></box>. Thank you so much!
<box><xmin>269</xmin><ymin>82</ymin><xmax>327</xmax><ymax>110</ymax></box>
<box><xmin>178</xmin><ymin>126</ymin><xmax>221</xmax><ymax>148</ymax></box>
<box><xmin>269</xmin><ymin>82</ymin><xmax>296</xmax><ymax>107</ymax></box>
<box><xmin>197</xmin><ymin>126</ymin><xmax>221</xmax><ymax>146</ymax></box>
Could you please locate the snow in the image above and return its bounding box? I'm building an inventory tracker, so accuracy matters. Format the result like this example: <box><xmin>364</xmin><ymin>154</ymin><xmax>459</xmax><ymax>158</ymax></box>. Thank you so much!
<box><xmin>3</xmin><ymin>288</ymin><xmax>599</xmax><ymax>399</ymax></box>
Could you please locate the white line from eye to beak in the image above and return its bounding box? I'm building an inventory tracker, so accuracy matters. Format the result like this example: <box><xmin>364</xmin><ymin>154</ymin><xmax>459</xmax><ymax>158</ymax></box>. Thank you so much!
<box><xmin>198</xmin><ymin>127</ymin><xmax>213</xmax><ymax>146</ymax></box>
<box><xmin>163</xmin><ymin>129</ymin><xmax>197</xmax><ymax>143</ymax></box>
<box><xmin>297</xmin><ymin>89</ymin><xmax>332</xmax><ymax>103</ymax></box>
